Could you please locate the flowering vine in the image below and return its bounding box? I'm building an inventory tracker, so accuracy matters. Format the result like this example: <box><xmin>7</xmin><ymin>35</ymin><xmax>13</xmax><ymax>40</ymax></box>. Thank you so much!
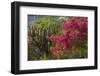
<box><xmin>49</xmin><ymin>17</ymin><xmax>88</xmax><ymax>58</ymax></box>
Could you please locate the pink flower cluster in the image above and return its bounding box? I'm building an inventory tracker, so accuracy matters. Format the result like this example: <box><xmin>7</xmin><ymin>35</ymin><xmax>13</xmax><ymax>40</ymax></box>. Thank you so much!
<box><xmin>49</xmin><ymin>17</ymin><xmax>88</xmax><ymax>57</ymax></box>
<box><xmin>64</xmin><ymin>17</ymin><xmax>88</xmax><ymax>40</ymax></box>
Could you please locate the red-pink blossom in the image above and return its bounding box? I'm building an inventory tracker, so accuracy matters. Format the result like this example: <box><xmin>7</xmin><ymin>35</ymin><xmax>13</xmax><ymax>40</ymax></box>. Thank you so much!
<box><xmin>63</xmin><ymin>17</ymin><xmax>80</xmax><ymax>30</ymax></box>
<box><xmin>49</xmin><ymin>17</ymin><xmax>88</xmax><ymax>57</ymax></box>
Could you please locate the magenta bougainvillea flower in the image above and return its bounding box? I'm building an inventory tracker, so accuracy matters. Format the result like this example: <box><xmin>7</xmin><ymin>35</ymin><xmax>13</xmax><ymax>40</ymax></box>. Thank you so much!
<box><xmin>63</xmin><ymin>17</ymin><xmax>80</xmax><ymax>30</ymax></box>
<box><xmin>49</xmin><ymin>17</ymin><xmax>88</xmax><ymax>57</ymax></box>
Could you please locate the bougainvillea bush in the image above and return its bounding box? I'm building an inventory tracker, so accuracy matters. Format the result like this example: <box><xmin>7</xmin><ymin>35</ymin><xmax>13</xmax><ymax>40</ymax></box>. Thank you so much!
<box><xmin>28</xmin><ymin>15</ymin><xmax>88</xmax><ymax>61</ymax></box>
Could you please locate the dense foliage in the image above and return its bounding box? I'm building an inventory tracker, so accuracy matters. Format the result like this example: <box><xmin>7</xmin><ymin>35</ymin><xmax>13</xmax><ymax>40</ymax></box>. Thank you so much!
<box><xmin>28</xmin><ymin>16</ymin><xmax>88</xmax><ymax>60</ymax></box>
